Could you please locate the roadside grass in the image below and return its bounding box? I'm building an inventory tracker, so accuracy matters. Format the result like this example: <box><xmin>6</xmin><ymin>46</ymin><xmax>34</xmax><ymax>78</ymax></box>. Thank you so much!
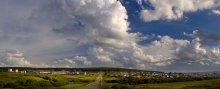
<box><xmin>102</xmin><ymin>76</ymin><xmax>119</xmax><ymax>83</ymax></box>
<box><xmin>104</xmin><ymin>76</ymin><xmax>119</xmax><ymax>81</ymax></box>
<box><xmin>53</xmin><ymin>83</ymin><xmax>87</xmax><ymax>89</ymax></box>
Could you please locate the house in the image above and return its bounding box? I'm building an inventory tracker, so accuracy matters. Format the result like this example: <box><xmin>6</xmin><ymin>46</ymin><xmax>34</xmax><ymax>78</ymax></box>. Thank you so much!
<box><xmin>34</xmin><ymin>70</ymin><xmax>51</xmax><ymax>74</ymax></box>
<box><xmin>20</xmin><ymin>71</ymin><xmax>27</xmax><ymax>73</ymax></box>
<box><xmin>8</xmin><ymin>69</ymin><xmax>13</xmax><ymax>72</ymax></box>
<box><xmin>52</xmin><ymin>70</ymin><xmax>67</xmax><ymax>74</ymax></box>
<box><xmin>15</xmin><ymin>69</ymin><xmax>19</xmax><ymax>73</ymax></box>
<box><xmin>84</xmin><ymin>72</ymin><xmax>87</xmax><ymax>75</ymax></box>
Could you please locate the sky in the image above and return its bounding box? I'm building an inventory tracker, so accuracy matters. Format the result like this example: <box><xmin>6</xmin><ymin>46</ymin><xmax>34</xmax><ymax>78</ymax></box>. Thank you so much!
<box><xmin>0</xmin><ymin>0</ymin><xmax>220</xmax><ymax>72</ymax></box>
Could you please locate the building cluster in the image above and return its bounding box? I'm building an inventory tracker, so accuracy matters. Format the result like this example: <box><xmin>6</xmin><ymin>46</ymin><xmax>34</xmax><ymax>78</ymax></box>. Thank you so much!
<box><xmin>5</xmin><ymin>68</ymin><xmax>220</xmax><ymax>78</ymax></box>
<box><xmin>8</xmin><ymin>69</ymin><xmax>26</xmax><ymax>73</ymax></box>
<box><xmin>31</xmin><ymin>70</ymin><xmax>89</xmax><ymax>75</ymax></box>
<box><xmin>7</xmin><ymin>68</ymin><xmax>95</xmax><ymax>75</ymax></box>
<box><xmin>106</xmin><ymin>71</ymin><xmax>220</xmax><ymax>78</ymax></box>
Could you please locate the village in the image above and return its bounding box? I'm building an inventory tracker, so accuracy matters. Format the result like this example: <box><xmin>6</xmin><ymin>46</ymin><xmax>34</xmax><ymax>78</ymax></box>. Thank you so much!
<box><xmin>106</xmin><ymin>71</ymin><xmax>220</xmax><ymax>78</ymax></box>
<box><xmin>6</xmin><ymin>68</ymin><xmax>92</xmax><ymax>75</ymax></box>
<box><xmin>4</xmin><ymin>68</ymin><xmax>220</xmax><ymax>79</ymax></box>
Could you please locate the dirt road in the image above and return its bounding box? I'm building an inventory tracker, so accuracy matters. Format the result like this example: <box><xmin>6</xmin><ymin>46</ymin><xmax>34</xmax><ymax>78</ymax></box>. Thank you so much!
<box><xmin>76</xmin><ymin>73</ymin><xmax>103</xmax><ymax>89</ymax></box>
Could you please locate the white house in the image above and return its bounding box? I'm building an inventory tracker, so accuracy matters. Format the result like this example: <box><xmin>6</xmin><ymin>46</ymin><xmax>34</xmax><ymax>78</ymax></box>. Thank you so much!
<box><xmin>8</xmin><ymin>69</ymin><xmax>13</xmax><ymax>72</ymax></box>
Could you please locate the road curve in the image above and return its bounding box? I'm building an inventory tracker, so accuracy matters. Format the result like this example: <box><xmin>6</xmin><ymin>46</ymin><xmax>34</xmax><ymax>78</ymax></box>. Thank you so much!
<box><xmin>76</xmin><ymin>73</ymin><xmax>103</xmax><ymax>89</ymax></box>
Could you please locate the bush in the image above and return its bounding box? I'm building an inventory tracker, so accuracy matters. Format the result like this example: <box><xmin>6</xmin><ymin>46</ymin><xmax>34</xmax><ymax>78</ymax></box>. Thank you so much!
<box><xmin>15</xmin><ymin>79</ymin><xmax>39</xmax><ymax>89</ymax></box>
<box><xmin>16</xmin><ymin>80</ymin><xmax>26</xmax><ymax>86</ymax></box>
<box><xmin>25</xmin><ymin>79</ymin><xmax>36</xmax><ymax>86</ymax></box>
<box><xmin>39</xmin><ymin>80</ymin><xmax>53</xmax><ymax>88</ymax></box>
<box><xmin>111</xmin><ymin>84</ymin><xmax>132</xmax><ymax>89</ymax></box>
<box><xmin>15</xmin><ymin>86</ymin><xmax>27</xmax><ymax>89</ymax></box>
<box><xmin>49</xmin><ymin>77</ymin><xmax>68</xmax><ymax>87</ymax></box>
<box><xmin>79</xmin><ymin>79</ymin><xmax>91</xmax><ymax>83</ymax></box>
<box><xmin>42</xmin><ymin>76</ymin><xmax>51</xmax><ymax>80</ymax></box>
<box><xmin>34</xmin><ymin>75</ymin><xmax>40</xmax><ymax>77</ymax></box>
<box><xmin>101</xmin><ymin>83</ymin><xmax>112</xmax><ymax>89</ymax></box>
<box><xmin>4</xmin><ymin>82</ymin><xmax>19</xmax><ymax>88</ymax></box>
<box><xmin>51</xmin><ymin>80</ymin><xmax>67</xmax><ymax>87</ymax></box>
<box><xmin>0</xmin><ymin>81</ymin><xmax>3</xmax><ymax>88</ymax></box>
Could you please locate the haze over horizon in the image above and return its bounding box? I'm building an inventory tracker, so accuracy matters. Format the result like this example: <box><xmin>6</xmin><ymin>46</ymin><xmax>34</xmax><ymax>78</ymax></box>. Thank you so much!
<box><xmin>0</xmin><ymin>0</ymin><xmax>220</xmax><ymax>72</ymax></box>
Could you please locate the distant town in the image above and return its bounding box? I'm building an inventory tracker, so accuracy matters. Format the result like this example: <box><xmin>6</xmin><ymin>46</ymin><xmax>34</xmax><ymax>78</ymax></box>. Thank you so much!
<box><xmin>1</xmin><ymin>67</ymin><xmax>220</xmax><ymax>78</ymax></box>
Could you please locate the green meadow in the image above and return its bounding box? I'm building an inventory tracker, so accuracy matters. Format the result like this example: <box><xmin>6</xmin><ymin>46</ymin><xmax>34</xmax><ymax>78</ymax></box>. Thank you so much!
<box><xmin>1</xmin><ymin>72</ymin><xmax>220</xmax><ymax>89</ymax></box>
<box><xmin>146</xmin><ymin>79</ymin><xmax>220</xmax><ymax>89</ymax></box>
<box><xmin>0</xmin><ymin>72</ymin><xmax>97</xmax><ymax>89</ymax></box>
<box><xmin>101</xmin><ymin>76</ymin><xmax>220</xmax><ymax>89</ymax></box>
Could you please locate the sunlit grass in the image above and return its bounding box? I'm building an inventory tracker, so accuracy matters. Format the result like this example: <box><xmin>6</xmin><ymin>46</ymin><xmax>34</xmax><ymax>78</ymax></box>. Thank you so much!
<box><xmin>101</xmin><ymin>76</ymin><xmax>220</xmax><ymax>89</ymax></box>
<box><xmin>146</xmin><ymin>79</ymin><xmax>220</xmax><ymax>89</ymax></box>
<box><xmin>104</xmin><ymin>76</ymin><xmax>119</xmax><ymax>81</ymax></box>
<box><xmin>54</xmin><ymin>83</ymin><xmax>87</xmax><ymax>89</ymax></box>
<box><xmin>0</xmin><ymin>72</ymin><xmax>98</xmax><ymax>89</ymax></box>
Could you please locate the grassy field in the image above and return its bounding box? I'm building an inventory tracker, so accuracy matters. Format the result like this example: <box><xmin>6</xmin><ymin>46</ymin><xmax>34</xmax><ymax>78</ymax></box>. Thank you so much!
<box><xmin>146</xmin><ymin>79</ymin><xmax>220</xmax><ymax>89</ymax></box>
<box><xmin>0</xmin><ymin>72</ymin><xmax>97</xmax><ymax>89</ymax></box>
<box><xmin>101</xmin><ymin>76</ymin><xmax>220</xmax><ymax>89</ymax></box>
<box><xmin>103</xmin><ymin>76</ymin><xmax>119</xmax><ymax>82</ymax></box>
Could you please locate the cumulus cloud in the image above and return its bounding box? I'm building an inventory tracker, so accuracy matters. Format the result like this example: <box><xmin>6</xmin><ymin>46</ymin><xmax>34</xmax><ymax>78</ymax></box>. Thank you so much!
<box><xmin>0</xmin><ymin>0</ymin><xmax>220</xmax><ymax>70</ymax></box>
<box><xmin>40</xmin><ymin>0</ymin><xmax>186</xmax><ymax>68</ymax></box>
<box><xmin>129</xmin><ymin>36</ymin><xmax>189</xmax><ymax>67</ymax></box>
<box><xmin>53</xmin><ymin>56</ymin><xmax>92</xmax><ymax>68</ymax></box>
<box><xmin>184</xmin><ymin>30</ymin><xmax>220</xmax><ymax>43</ymax></box>
<box><xmin>177</xmin><ymin>30</ymin><xmax>220</xmax><ymax>65</ymax></box>
<box><xmin>0</xmin><ymin>50</ymin><xmax>32</xmax><ymax>67</ymax></box>
<box><xmin>138</xmin><ymin>0</ymin><xmax>219</xmax><ymax>22</ymax></box>
<box><xmin>0</xmin><ymin>0</ymin><xmax>138</xmax><ymax>68</ymax></box>
<box><xmin>212</xmin><ymin>10</ymin><xmax>220</xmax><ymax>16</ymax></box>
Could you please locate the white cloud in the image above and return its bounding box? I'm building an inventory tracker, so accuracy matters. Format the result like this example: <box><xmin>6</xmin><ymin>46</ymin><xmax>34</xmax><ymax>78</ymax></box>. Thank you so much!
<box><xmin>0</xmin><ymin>0</ymin><xmax>220</xmax><ymax>70</ymax></box>
<box><xmin>139</xmin><ymin>0</ymin><xmax>218</xmax><ymax>22</ymax></box>
<box><xmin>0</xmin><ymin>49</ymin><xmax>52</xmax><ymax>67</ymax></box>
<box><xmin>212</xmin><ymin>9</ymin><xmax>220</xmax><ymax>16</ymax></box>
<box><xmin>0</xmin><ymin>0</ymin><xmax>135</xmax><ymax>68</ymax></box>
<box><xmin>176</xmin><ymin>30</ymin><xmax>220</xmax><ymax>65</ymax></box>
<box><xmin>89</xmin><ymin>47</ymin><xmax>113</xmax><ymax>62</ymax></box>
<box><xmin>212</xmin><ymin>48</ymin><xmax>220</xmax><ymax>57</ymax></box>
<box><xmin>0</xmin><ymin>50</ymin><xmax>32</xmax><ymax>67</ymax></box>
<box><xmin>132</xmin><ymin>36</ymin><xmax>189</xmax><ymax>67</ymax></box>
<box><xmin>53</xmin><ymin>56</ymin><xmax>92</xmax><ymax>68</ymax></box>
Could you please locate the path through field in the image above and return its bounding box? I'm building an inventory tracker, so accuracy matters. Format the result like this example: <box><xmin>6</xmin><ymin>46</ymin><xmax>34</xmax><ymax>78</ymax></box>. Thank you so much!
<box><xmin>76</xmin><ymin>73</ymin><xmax>103</xmax><ymax>89</ymax></box>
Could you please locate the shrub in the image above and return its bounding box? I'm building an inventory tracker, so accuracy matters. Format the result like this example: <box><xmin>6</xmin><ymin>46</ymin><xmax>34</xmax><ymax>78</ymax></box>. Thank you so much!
<box><xmin>42</xmin><ymin>76</ymin><xmax>51</xmax><ymax>80</ymax></box>
<box><xmin>111</xmin><ymin>84</ymin><xmax>132</xmax><ymax>89</ymax></box>
<box><xmin>51</xmin><ymin>80</ymin><xmax>67</xmax><ymax>87</ymax></box>
<box><xmin>25</xmin><ymin>79</ymin><xmax>38</xmax><ymax>86</ymax></box>
<box><xmin>101</xmin><ymin>84</ymin><xmax>112</xmax><ymax>89</ymax></box>
<box><xmin>15</xmin><ymin>86</ymin><xmax>26</xmax><ymax>89</ymax></box>
<box><xmin>16</xmin><ymin>80</ymin><xmax>26</xmax><ymax>86</ymax></box>
<box><xmin>49</xmin><ymin>77</ymin><xmax>68</xmax><ymax>87</ymax></box>
<box><xmin>0</xmin><ymin>81</ymin><xmax>3</xmax><ymax>88</ymax></box>
<box><xmin>4</xmin><ymin>82</ymin><xmax>19</xmax><ymax>88</ymax></box>
<box><xmin>39</xmin><ymin>80</ymin><xmax>53</xmax><ymax>88</ymax></box>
